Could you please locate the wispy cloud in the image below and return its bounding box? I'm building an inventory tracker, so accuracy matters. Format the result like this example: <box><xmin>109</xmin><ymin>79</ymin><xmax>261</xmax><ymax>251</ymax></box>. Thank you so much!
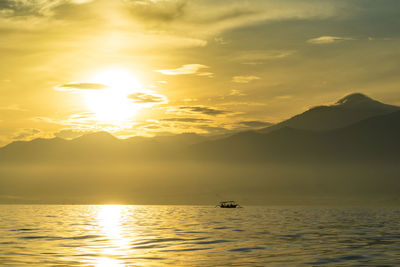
<box><xmin>123</xmin><ymin>0</ymin><xmax>343</xmax><ymax>39</ymax></box>
<box><xmin>12</xmin><ymin>128</ymin><xmax>41</xmax><ymax>140</ymax></box>
<box><xmin>54</xmin><ymin>129</ymin><xmax>92</xmax><ymax>140</ymax></box>
<box><xmin>229</xmin><ymin>89</ymin><xmax>246</xmax><ymax>96</ymax></box>
<box><xmin>161</xmin><ymin>117</ymin><xmax>211</xmax><ymax>123</ymax></box>
<box><xmin>54</xmin><ymin>82</ymin><xmax>108</xmax><ymax>91</ymax></box>
<box><xmin>0</xmin><ymin>104</ymin><xmax>27</xmax><ymax>112</ymax></box>
<box><xmin>232</xmin><ymin>75</ymin><xmax>260</xmax><ymax>83</ymax></box>
<box><xmin>237</xmin><ymin>120</ymin><xmax>272</xmax><ymax>128</ymax></box>
<box><xmin>155</xmin><ymin>64</ymin><xmax>209</xmax><ymax>75</ymax></box>
<box><xmin>196</xmin><ymin>72</ymin><xmax>214</xmax><ymax>78</ymax></box>
<box><xmin>180</xmin><ymin>106</ymin><xmax>228</xmax><ymax>116</ymax></box>
<box><xmin>220</xmin><ymin>101</ymin><xmax>267</xmax><ymax>107</ymax></box>
<box><xmin>166</xmin><ymin>105</ymin><xmax>230</xmax><ymax>116</ymax></box>
<box><xmin>233</xmin><ymin>50</ymin><xmax>295</xmax><ymax>64</ymax></box>
<box><xmin>307</xmin><ymin>36</ymin><xmax>353</xmax><ymax>44</ymax></box>
<box><xmin>128</xmin><ymin>92</ymin><xmax>167</xmax><ymax>104</ymax></box>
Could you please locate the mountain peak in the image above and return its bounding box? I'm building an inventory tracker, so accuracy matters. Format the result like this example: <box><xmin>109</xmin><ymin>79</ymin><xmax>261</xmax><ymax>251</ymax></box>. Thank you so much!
<box><xmin>73</xmin><ymin>131</ymin><xmax>118</xmax><ymax>142</ymax></box>
<box><xmin>336</xmin><ymin>93</ymin><xmax>374</xmax><ymax>105</ymax></box>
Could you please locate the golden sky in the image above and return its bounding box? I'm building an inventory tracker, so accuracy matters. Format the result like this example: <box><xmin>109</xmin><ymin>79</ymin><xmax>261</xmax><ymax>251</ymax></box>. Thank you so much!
<box><xmin>1</xmin><ymin>0</ymin><xmax>400</xmax><ymax>145</ymax></box>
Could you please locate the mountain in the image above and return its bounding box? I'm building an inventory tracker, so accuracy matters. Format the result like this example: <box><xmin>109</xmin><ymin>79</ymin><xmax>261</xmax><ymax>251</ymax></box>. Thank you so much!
<box><xmin>192</xmin><ymin>110</ymin><xmax>400</xmax><ymax>162</ymax></box>
<box><xmin>1</xmin><ymin>93</ymin><xmax>399</xmax><ymax>164</ymax></box>
<box><xmin>1</xmin><ymin>93</ymin><xmax>399</xmax><ymax>205</ymax></box>
<box><xmin>0</xmin><ymin>132</ymin><xmax>207</xmax><ymax>163</ymax></box>
<box><xmin>128</xmin><ymin>133</ymin><xmax>207</xmax><ymax>147</ymax></box>
<box><xmin>259</xmin><ymin>93</ymin><xmax>399</xmax><ymax>133</ymax></box>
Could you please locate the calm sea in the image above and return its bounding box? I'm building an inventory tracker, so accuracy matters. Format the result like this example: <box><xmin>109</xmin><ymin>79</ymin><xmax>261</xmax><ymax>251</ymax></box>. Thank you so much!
<box><xmin>0</xmin><ymin>205</ymin><xmax>399</xmax><ymax>266</ymax></box>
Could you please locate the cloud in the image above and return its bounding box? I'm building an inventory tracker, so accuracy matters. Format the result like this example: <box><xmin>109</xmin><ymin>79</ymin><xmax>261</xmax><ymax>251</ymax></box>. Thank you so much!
<box><xmin>307</xmin><ymin>36</ymin><xmax>353</xmax><ymax>44</ymax></box>
<box><xmin>232</xmin><ymin>75</ymin><xmax>260</xmax><ymax>83</ymax></box>
<box><xmin>233</xmin><ymin>50</ymin><xmax>295</xmax><ymax>64</ymax></box>
<box><xmin>122</xmin><ymin>0</ymin><xmax>343</xmax><ymax>39</ymax></box>
<box><xmin>214</xmin><ymin>36</ymin><xmax>229</xmax><ymax>45</ymax></box>
<box><xmin>0</xmin><ymin>0</ymin><xmax>92</xmax><ymax>18</ymax></box>
<box><xmin>0</xmin><ymin>104</ymin><xmax>27</xmax><ymax>111</ymax></box>
<box><xmin>179</xmin><ymin>106</ymin><xmax>229</xmax><ymax>116</ymax></box>
<box><xmin>196</xmin><ymin>125</ymin><xmax>228</xmax><ymax>135</ymax></box>
<box><xmin>275</xmin><ymin>95</ymin><xmax>293</xmax><ymax>100</ymax></box>
<box><xmin>237</xmin><ymin>120</ymin><xmax>272</xmax><ymax>128</ymax></box>
<box><xmin>183</xmin><ymin>98</ymin><xmax>198</xmax><ymax>102</ymax></box>
<box><xmin>54</xmin><ymin>129</ymin><xmax>92</xmax><ymax>140</ymax></box>
<box><xmin>13</xmin><ymin>128</ymin><xmax>41</xmax><ymax>140</ymax></box>
<box><xmin>155</xmin><ymin>64</ymin><xmax>209</xmax><ymax>75</ymax></box>
<box><xmin>196</xmin><ymin>72</ymin><xmax>214</xmax><ymax>78</ymax></box>
<box><xmin>162</xmin><ymin>117</ymin><xmax>211</xmax><ymax>123</ymax></box>
<box><xmin>35</xmin><ymin>112</ymin><xmax>132</xmax><ymax>131</ymax></box>
<box><xmin>55</xmin><ymin>82</ymin><xmax>108</xmax><ymax>91</ymax></box>
<box><xmin>220</xmin><ymin>101</ymin><xmax>267</xmax><ymax>107</ymax></box>
<box><xmin>229</xmin><ymin>89</ymin><xmax>246</xmax><ymax>96</ymax></box>
<box><xmin>125</xmin><ymin>0</ymin><xmax>187</xmax><ymax>23</ymax></box>
<box><xmin>128</xmin><ymin>92</ymin><xmax>167</xmax><ymax>104</ymax></box>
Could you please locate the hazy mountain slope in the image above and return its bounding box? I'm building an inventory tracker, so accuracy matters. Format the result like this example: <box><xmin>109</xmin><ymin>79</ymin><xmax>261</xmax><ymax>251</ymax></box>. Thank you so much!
<box><xmin>259</xmin><ymin>93</ymin><xmax>399</xmax><ymax>133</ymax></box>
<box><xmin>0</xmin><ymin>137</ymin><xmax>69</xmax><ymax>162</ymax></box>
<box><xmin>0</xmin><ymin>132</ymin><xmax>138</xmax><ymax>163</ymax></box>
<box><xmin>192</xmin><ymin>110</ymin><xmax>400</xmax><ymax>162</ymax></box>
<box><xmin>0</xmin><ymin>98</ymin><xmax>399</xmax><ymax>205</ymax></box>
<box><xmin>0</xmin><ymin>132</ymin><xmax>205</xmax><ymax>163</ymax></box>
<box><xmin>1</xmin><ymin>93</ymin><xmax>399</xmax><ymax>164</ymax></box>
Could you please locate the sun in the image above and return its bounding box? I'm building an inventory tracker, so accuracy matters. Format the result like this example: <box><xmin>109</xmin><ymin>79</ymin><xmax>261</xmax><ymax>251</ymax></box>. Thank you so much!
<box><xmin>83</xmin><ymin>68</ymin><xmax>142</xmax><ymax>124</ymax></box>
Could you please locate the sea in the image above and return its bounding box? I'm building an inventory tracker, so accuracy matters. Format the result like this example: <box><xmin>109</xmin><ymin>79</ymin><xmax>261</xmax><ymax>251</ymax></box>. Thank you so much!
<box><xmin>0</xmin><ymin>205</ymin><xmax>399</xmax><ymax>266</ymax></box>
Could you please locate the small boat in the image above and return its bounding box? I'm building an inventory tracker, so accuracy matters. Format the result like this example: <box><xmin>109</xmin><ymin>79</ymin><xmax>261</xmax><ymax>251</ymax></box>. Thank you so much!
<box><xmin>216</xmin><ymin>201</ymin><xmax>241</xmax><ymax>208</ymax></box>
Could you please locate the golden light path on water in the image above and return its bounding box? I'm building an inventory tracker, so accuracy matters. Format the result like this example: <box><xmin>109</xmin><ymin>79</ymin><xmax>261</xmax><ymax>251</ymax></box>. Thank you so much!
<box><xmin>0</xmin><ymin>205</ymin><xmax>399</xmax><ymax>266</ymax></box>
<box><xmin>95</xmin><ymin>205</ymin><xmax>131</xmax><ymax>267</ymax></box>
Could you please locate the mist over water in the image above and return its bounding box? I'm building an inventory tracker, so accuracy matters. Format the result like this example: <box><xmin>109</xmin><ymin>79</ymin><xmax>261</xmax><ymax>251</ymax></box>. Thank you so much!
<box><xmin>1</xmin><ymin>160</ymin><xmax>399</xmax><ymax>205</ymax></box>
<box><xmin>0</xmin><ymin>205</ymin><xmax>399</xmax><ymax>266</ymax></box>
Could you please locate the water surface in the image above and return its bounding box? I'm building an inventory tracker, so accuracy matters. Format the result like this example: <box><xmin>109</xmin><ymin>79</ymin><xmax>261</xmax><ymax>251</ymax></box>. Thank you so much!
<box><xmin>0</xmin><ymin>205</ymin><xmax>399</xmax><ymax>266</ymax></box>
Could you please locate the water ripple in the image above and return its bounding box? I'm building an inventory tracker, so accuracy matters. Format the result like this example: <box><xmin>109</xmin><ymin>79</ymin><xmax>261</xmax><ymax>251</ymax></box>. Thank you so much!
<box><xmin>0</xmin><ymin>205</ymin><xmax>399</xmax><ymax>266</ymax></box>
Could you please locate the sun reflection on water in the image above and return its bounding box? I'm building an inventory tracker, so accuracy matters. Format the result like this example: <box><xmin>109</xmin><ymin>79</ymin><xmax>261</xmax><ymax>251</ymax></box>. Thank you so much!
<box><xmin>96</xmin><ymin>257</ymin><xmax>123</xmax><ymax>267</ymax></box>
<box><xmin>95</xmin><ymin>205</ymin><xmax>131</xmax><ymax>267</ymax></box>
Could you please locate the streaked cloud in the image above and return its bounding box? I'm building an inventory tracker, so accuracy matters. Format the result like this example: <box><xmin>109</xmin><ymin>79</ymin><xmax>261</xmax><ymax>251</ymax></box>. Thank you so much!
<box><xmin>233</xmin><ymin>50</ymin><xmax>295</xmax><ymax>64</ymax></box>
<box><xmin>179</xmin><ymin>106</ymin><xmax>229</xmax><ymax>116</ymax></box>
<box><xmin>2</xmin><ymin>0</ymin><xmax>400</xmax><ymax>145</ymax></box>
<box><xmin>155</xmin><ymin>64</ymin><xmax>209</xmax><ymax>75</ymax></box>
<box><xmin>12</xmin><ymin>128</ymin><xmax>41</xmax><ymax>140</ymax></box>
<box><xmin>0</xmin><ymin>104</ymin><xmax>27</xmax><ymax>112</ymax></box>
<box><xmin>161</xmin><ymin>117</ymin><xmax>211</xmax><ymax>123</ymax></box>
<box><xmin>54</xmin><ymin>129</ymin><xmax>92</xmax><ymax>140</ymax></box>
<box><xmin>220</xmin><ymin>101</ymin><xmax>267</xmax><ymax>107</ymax></box>
<box><xmin>128</xmin><ymin>92</ymin><xmax>167</xmax><ymax>104</ymax></box>
<box><xmin>55</xmin><ymin>83</ymin><xmax>108</xmax><ymax>91</ymax></box>
<box><xmin>124</xmin><ymin>0</ymin><xmax>187</xmax><ymax>23</ymax></box>
<box><xmin>166</xmin><ymin>105</ymin><xmax>230</xmax><ymax>116</ymax></box>
<box><xmin>229</xmin><ymin>89</ymin><xmax>246</xmax><ymax>96</ymax></box>
<box><xmin>275</xmin><ymin>95</ymin><xmax>293</xmax><ymax>100</ymax></box>
<box><xmin>237</xmin><ymin>120</ymin><xmax>272</xmax><ymax>128</ymax></box>
<box><xmin>307</xmin><ymin>36</ymin><xmax>353</xmax><ymax>44</ymax></box>
<box><xmin>196</xmin><ymin>72</ymin><xmax>214</xmax><ymax>78</ymax></box>
<box><xmin>232</xmin><ymin>75</ymin><xmax>260</xmax><ymax>83</ymax></box>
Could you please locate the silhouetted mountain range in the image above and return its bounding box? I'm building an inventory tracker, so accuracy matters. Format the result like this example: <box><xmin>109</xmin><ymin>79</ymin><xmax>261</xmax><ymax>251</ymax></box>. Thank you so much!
<box><xmin>193</xmin><ymin>109</ymin><xmax>400</xmax><ymax>162</ymax></box>
<box><xmin>1</xmin><ymin>93</ymin><xmax>399</xmax><ymax>163</ymax></box>
<box><xmin>1</xmin><ymin>93</ymin><xmax>399</xmax><ymax>205</ymax></box>
<box><xmin>259</xmin><ymin>93</ymin><xmax>399</xmax><ymax>133</ymax></box>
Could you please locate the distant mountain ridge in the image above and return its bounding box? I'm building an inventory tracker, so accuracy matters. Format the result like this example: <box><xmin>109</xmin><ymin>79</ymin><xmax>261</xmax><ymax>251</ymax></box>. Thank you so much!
<box><xmin>1</xmin><ymin>93</ymin><xmax>399</xmax><ymax>205</ymax></box>
<box><xmin>259</xmin><ymin>93</ymin><xmax>399</xmax><ymax>133</ymax></box>
<box><xmin>0</xmin><ymin>93</ymin><xmax>399</xmax><ymax>163</ymax></box>
<box><xmin>192</xmin><ymin>109</ymin><xmax>400</xmax><ymax>162</ymax></box>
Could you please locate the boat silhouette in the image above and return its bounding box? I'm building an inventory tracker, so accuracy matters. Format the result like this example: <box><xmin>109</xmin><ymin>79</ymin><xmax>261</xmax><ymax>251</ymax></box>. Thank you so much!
<box><xmin>216</xmin><ymin>201</ymin><xmax>241</xmax><ymax>208</ymax></box>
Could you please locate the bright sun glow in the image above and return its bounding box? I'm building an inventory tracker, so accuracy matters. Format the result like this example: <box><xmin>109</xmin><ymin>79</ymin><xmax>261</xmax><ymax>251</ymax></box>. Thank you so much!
<box><xmin>84</xmin><ymin>68</ymin><xmax>142</xmax><ymax>124</ymax></box>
